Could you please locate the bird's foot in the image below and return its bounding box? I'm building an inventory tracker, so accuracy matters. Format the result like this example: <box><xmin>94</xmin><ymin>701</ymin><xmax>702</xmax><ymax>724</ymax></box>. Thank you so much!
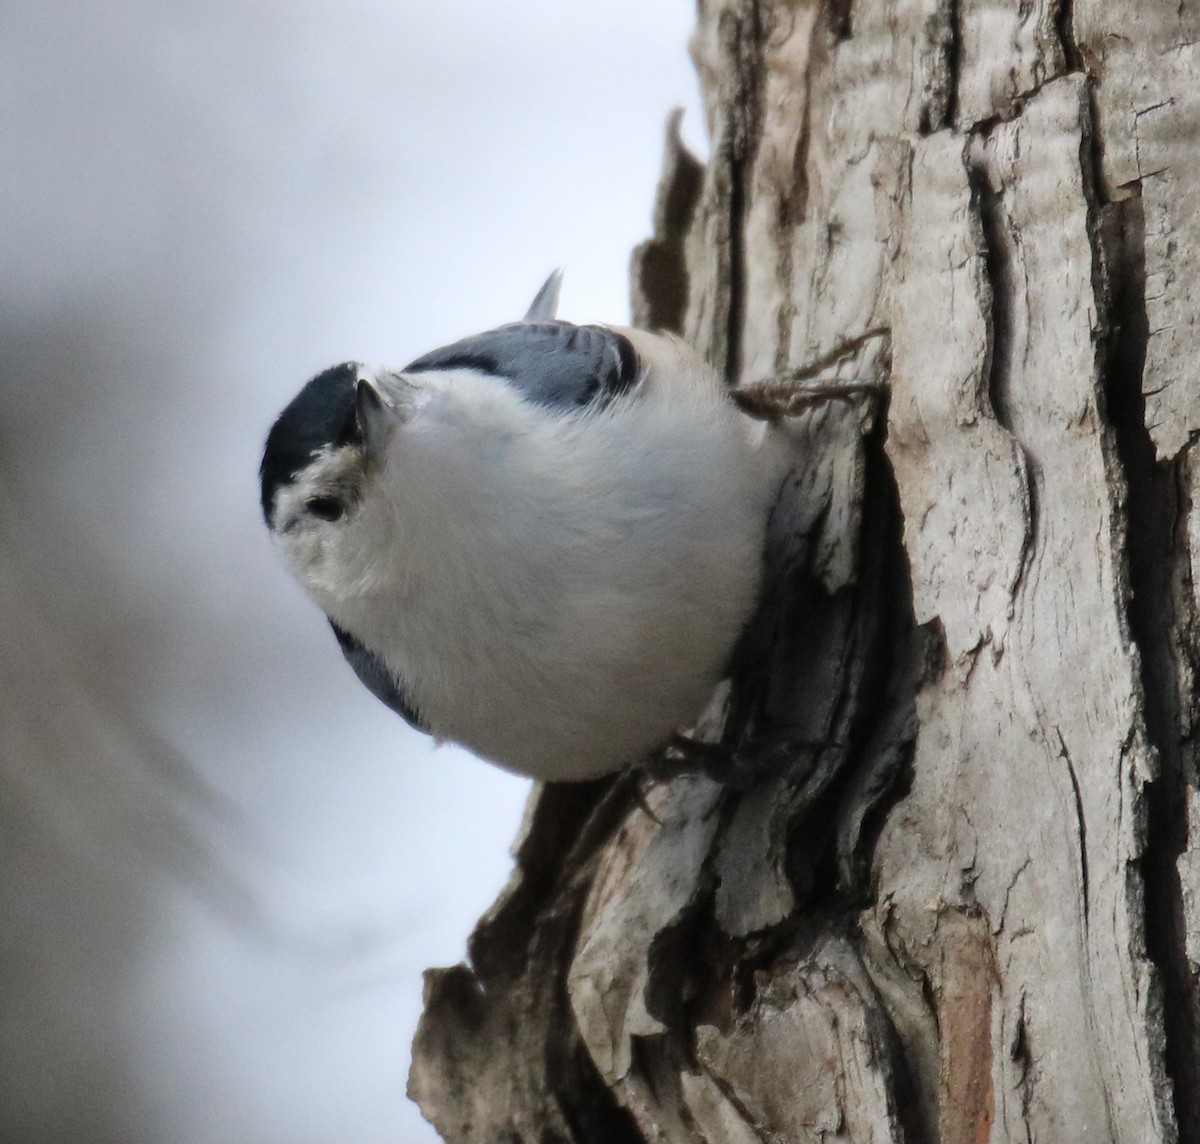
<box><xmin>732</xmin><ymin>328</ymin><xmax>889</xmax><ymax>422</ymax></box>
<box><xmin>732</xmin><ymin>379</ymin><xmax>884</xmax><ymax>422</ymax></box>
<box><xmin>640</xmin><ymin>727</ymin><xmax>842</xmax><ymax>792</ymax></box>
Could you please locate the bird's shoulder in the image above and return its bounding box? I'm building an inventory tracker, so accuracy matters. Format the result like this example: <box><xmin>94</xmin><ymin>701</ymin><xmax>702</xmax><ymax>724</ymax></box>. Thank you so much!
<box><xmin>403</xmin><ymin>320</ymin><xmax>640</xmax><ymax>412</ymax></box>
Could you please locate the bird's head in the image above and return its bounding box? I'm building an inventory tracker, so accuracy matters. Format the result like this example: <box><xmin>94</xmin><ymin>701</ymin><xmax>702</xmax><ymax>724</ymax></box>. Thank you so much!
<box><xmin>260</xmin><ymin>363</ymin><xmax>414</xmax><ymax>603</ymax></box>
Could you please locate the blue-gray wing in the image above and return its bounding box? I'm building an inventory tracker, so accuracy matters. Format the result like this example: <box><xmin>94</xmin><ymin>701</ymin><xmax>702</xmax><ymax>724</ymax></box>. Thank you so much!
<box><xmin>330</xmin><ymin>622</ymin><xmax>430</xmax><ymax>734</ymax></box>
<box><xmin>404</xmin><ymin>321</ymin><xmax>640</xmax><ymax>412</ymax></box>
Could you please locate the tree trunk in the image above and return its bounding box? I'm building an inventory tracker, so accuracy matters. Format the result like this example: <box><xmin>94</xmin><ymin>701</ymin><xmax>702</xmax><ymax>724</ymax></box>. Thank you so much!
<box><xmin>408</xmin><ymin>1</ymin><xmax>1200</xmax><ymax>1140</ymax></box>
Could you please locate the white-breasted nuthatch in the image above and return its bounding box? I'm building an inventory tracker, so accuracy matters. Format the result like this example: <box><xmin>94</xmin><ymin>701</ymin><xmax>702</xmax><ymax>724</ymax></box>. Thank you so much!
<box><xmin>260</xmin><ymin>273</ymin><xmax>830</xmax><ymax>783</ymax></box>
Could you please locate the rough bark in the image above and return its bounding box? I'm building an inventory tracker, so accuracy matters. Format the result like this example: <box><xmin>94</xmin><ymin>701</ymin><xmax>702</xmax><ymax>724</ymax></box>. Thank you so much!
<box><xmin>411</xmin><ymin>2</ymin><xmax>1200</xmax><ymax>1140</ymax></box>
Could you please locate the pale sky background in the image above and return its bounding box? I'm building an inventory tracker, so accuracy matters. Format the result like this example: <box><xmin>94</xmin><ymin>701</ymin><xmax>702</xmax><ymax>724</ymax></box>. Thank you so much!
<box><xmin>0</xmin><ymin>3</ymin><xmax>705</xmax><ymax>1142</ymax></box>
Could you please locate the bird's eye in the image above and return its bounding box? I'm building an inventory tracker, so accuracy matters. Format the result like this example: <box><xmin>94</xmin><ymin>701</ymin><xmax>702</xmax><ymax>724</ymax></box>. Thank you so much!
<box><xmin>306</xmin><ymin>496</ymin><xmax>344</xmax><ymax>522</ymax></box>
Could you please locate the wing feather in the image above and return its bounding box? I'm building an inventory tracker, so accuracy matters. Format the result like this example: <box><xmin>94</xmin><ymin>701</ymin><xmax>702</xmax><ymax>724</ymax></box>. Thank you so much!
<box><xmin>330</xmin><ymin>621</ymin><xmax>429</xmax><ymax>733</ymax></box>
<box><xmin>404</xmin><ymin>321</ymin><xmax>640</xmax><ymax>412</ymax></box>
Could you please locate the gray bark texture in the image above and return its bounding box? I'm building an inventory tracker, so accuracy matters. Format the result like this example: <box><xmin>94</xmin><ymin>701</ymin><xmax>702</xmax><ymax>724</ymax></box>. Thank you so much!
<box><xmin>409</xmin><ymin>2</ymin><xmax>1200</xmax><ymax>1140</ymax></box>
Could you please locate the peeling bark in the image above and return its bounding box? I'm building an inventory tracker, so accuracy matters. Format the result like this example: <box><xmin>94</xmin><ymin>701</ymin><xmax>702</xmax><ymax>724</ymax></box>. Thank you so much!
<box><xmin>412</xmin><ymin>2</ymin><xmax>1200</xmax><ymax>1140</ymax></box>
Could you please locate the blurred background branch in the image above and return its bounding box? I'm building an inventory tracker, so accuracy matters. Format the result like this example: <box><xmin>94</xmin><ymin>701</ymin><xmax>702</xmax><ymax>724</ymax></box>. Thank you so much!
<box><xmin>0</xmin><ymin>2</ymin><xmax>702</xmax><ymax>1140</ymax></box>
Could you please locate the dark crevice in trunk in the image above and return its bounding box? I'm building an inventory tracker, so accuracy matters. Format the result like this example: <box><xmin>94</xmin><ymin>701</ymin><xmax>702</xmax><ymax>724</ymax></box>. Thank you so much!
<box><xmin>832</xmin><ymin>396</ymin><xmax>921</xmax><ymax>903</ymax></box>
<box><xmin>1054</xmin><ymin>0</ymin><xmax>1082</xmax><ymax>73</ymax></box>
<box><xmin>918</xmin><ymin>0</ymin><xmax>960</xmax><ymax>135</ymax></box>
<box><xmin>1057</xmin><ymin>729</ymin><xmax>1091</xmax><ymax>922</ymax></box>
<box><xmin>969</xmin><ymin>144</ymin><xmax>1041</xmax><ymax>611</ymax></box>
<box><xmin>1010</xmin><ymin>993</ymin><xmax>1036</xmax><ymax>1144</ymax></box>
<box><xmin>970</xmin><ymin>156</ymin><xmax>1015</xmax><ymax>429</ymax></box>
<box><xmin>944</xmin><ymin>0</ymin><xmax>961</xmax><ymax>131</ymax></box>
<box><xmin>821</xmin><ymin>406</ymin><xmax>931</xmax><ymax>1144</ymax></box>
<box><xmin>1101</xmin><ymin>188</ymin><xmax>1200</xmax><ymax>1143</ymax></box>
<box><xmin>723</xmin><ymin>0</ymin><xmax>766</xmax><ymax>385</ymax></box>
<box><xmin>726</xmin><ymin>145</ymin><xmax>748</xmax><ymax>384</ymax></box>
<box><xmin>828</xmin><ymin>0</ymin><xmax>853</xmax><ymax>41</ymax></box>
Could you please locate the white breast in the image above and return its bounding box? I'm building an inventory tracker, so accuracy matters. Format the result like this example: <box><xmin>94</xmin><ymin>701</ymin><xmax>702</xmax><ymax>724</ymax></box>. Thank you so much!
<box><xmin>327</xmin><ymin>330</ymin><xmax>788</xmax><ymax>781</ymax></box>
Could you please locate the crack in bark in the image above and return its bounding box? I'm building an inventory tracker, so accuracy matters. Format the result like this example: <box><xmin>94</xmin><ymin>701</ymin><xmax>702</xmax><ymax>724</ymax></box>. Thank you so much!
<box><xmin>723</xmin><ymin>0</ymin><xmax>766</xmax><ymax>385</ymax></box>
<box><xmin>1099</xmin><ymin>185</ymin><xmax>1200</xmax><ymax>1143</ymax></box>
<box><xmin>830</xmin><ymin>406</ymin><xmax>921</xmax><ymax>900</ymax></box>
<box><xmin>996</xmin><ymin>857</ymin><xmax>1033</xmax><ymax>936</ymax></box>
<box><xmin>968</xmin><ymin>143</ymin><xmax>1041</xmax><ymax>612</ymax></box>
<box><xmin>918</xmin><ymin>0</ymin><xmax>964</xmax><ymax>133</ymax></box>
<box><xmin>1010</xmin><ymin>993</ymin><xmax>1036</xmax><ymax>1144</ymax></box>
<box><xmin>828</xmin><ymin>0</ymin><xmax>853</xmax><ymax>41</ymax></box>
<box><xmin>1053</xmin><ymin>0</ymin><xmax>1082</xmax><ymax>74</ymax></box>
<box><xmin>726</xmin><ymin>142</ymin><xmax>748</xmax><ymax>385</ymax></box>
<box><xmin>1056</xmin><ymin>726</ymin><xmax>1091</xmax><ymax>923</ymax></box>
<box><xmin>944</xmin><ymin>0</ymin><xmax>961</xmax><ymax>130</ymax></box>
<box><xmin>970</xmin><ymin>157</ymin><xmax>1015</xmax><ymax>431</ymax></box>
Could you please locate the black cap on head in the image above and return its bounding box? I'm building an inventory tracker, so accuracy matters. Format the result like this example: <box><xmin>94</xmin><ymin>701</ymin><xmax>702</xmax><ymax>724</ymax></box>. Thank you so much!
<box><xmin>260</xmin><ymin>363</ymin><xmax>360</xmax><ymax>522</ymax></box>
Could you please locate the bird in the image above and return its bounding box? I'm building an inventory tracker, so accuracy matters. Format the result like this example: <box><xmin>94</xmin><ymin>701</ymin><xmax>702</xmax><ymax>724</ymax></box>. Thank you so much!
<box><xmin>259</xmin><ymin>272</ymin><xmax>848</xmax><ymax>783</ymax></box>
